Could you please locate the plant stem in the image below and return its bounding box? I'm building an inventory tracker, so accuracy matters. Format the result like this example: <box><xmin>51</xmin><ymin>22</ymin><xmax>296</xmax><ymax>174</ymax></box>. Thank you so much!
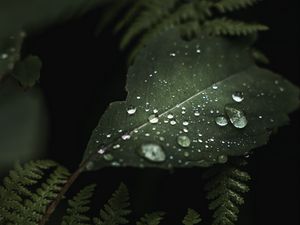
<box><xmin>39</xmin><ymin>166</ymin><xmax>84</xmax><ymax>225</ymax></box>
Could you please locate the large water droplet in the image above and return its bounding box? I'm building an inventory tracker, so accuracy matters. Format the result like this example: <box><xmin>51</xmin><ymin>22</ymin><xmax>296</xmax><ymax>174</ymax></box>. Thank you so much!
<box><xmin>225</xmin><ymin>106</ymin><xmax>248</xmax><ymax>129</ymax></box>
<box><xmin>177</xmin><ymin>135</ymin><xmax>191</xmax><ymax>147</ymax></box>
<box><xmin>137</xmin><ymin>143</ymin><xmax>166</xmax><ymax>162</ymax></box>
<box><xmin>215</xmin><ymin>116</ymin><xmax>228</xmax><ymax>127</ymax></box>
<box><xmin>148</xmin><ymin>114</ymin><xmax>159</xmax><ymax>124</ymax></box>
<box><xmin>127</xmin><ymin>106</ymin><xmax>137</xmax><ymax>115</ymax></box>
<box><xmin>217</xmin><ymin>155</ymin><xmax>228</xmax><ymax>164</ymax></box>
<box><xmin>167</xmin><ymin>113</ymin><xmax>174</xmax><ymax>119</ymax></box>
<box><xmin>232</xmin><ymin>91</ymin><xmax>244</xmax><ymax>102</ymax></box>
<box><xmin>122</xmin><ymin>134</ymin><xmax>131</xmax><ymax>140</ymax></box>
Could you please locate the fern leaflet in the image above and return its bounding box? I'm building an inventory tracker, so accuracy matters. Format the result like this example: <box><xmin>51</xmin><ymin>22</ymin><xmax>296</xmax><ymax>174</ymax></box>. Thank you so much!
<box><xmin>61</xmin><ymin>184</ymin><xmax>96</xmax><ymax>225</ymax></box>
<box><xmin>182</xmin><ymin>208</ymin><xmax>202</xmax><ymax>225</ymax></box>
<box><xmin>204</xmin><ymin>159</ymin><xmax>251</xmax><ymax>225</ymax></box>
<box><xmin>93</xmin><ymin>183</ymin><xmax>131</xmax><ymax>225</ymax></box>
<box><xmin>136</xmin><ymin>212</ymin><xmax>165</xmax><ymax>225</ymax></box>
<box><xmin>0</xmin><ymin>160</ymin><xmax>69</xmax><ymax>225</ymax></box>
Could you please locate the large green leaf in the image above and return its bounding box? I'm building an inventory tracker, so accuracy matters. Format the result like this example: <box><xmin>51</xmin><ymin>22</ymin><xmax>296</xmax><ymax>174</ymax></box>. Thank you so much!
<box><xmin>82</xmin><ymin>31</ymin><xmax>299</xmax><ymax>171</ymax></box>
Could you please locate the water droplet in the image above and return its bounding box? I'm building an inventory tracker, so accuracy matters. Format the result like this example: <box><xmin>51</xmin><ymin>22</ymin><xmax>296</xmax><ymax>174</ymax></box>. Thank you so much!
<box><xmin>111</xmin><ymin>162</ymin><xmax>120</xmax><ymax>167</ymax></box>
<box><xmin>177</xmin><ymin>135</ymin><xmax>191</xmax><ymax>148</ymax></box>
<box><xmin>170</xmin><ymin>53</ymin><xmax>176</xmax><ymax>57</ymax></box>
<box><xmin>153</xmin><ymin>109</ymin><xmax>158</xmax><ymax>113</ymax></box>
<box><xmin>196</xmin><ymin>49</ymin><xmax>201</xmax><ymax>53</ymax></box>
<box><xmin>1</xmin><ymin>53</ymin><xmax>8</xmax><ymax>59</ymax></box>
<box><xmin>225</xmin><ymin>106</ymin><xmax>248</xmax><ymax>129</ymax></box>
<box><xmin>148</xmin><ymin>114</ymin><xmax>159</xmax><ymax>124</ymax></box>
<box><xmin>183</xmin><ymin>128</ymin><xmax>189</xmax><ymax>133</ymax></box>
<box><xmin>127</xmin><ymin>106</ymin><xmax>137</xmax><ymax>115</ymax></box>
<box><xmin>194</xmin><ymin>111</ymin><xmax>200</xmax><ymax>116</ymax></box>
<box><xmin>103</xmin><ymin>154</ymin><xmax>114</xmax><ymax>161</ymax></box>
<box><xmin>170</xmin><ymin>120</ymin><xmax>177</xmax><ymax>125</ymax></box>
<box><xmin>212</xmin><ymin>84</ymin><xmax>218</xmax><ymax>90</ymax></box>
<box><xmin>137</xmin><ymin>143</ymin><xmax>166</xmax><ymax>162</ymax></box>
<box><xmin>167</xmin><ymin>113</ymin><xmax>174</xmax><ymax>119</ymax></box>
<box><xmin>232</xmin><ymin>91</ymin><xmax>244</xmax><ymax>102</ymax></box>
<box><xmin>98</xmin><ymin>149</ymin><xmax>105</xmax><ymax>154</ymax></box>
<box><xmin>106</xmin><ymin>134</ymin><xmax>112</xmax><ymax>138</ymax></box>
<box><xmin>183</xmin><ymin>121</ymin><xmax>189</xmax><ymax>126</ymax></box>
<box><xmin>122</xmin><ymin>134</ymin><xmax>131</xmax><ymax>140</ymax></box>
<box><xmin>215</xmin><ymin>116</ymin><xmax>228</xmax><ymax>127</ymax></box>
<box><xmin>258</xmin><ymin>115</ymin><xmax>263</xmax><ymax>119</ymax></box>
<box><xmin>218</xmin><ymin>155</ymin><xmax>228</xmax><ymax>164</ymax></box>
<box><xmin>136</xmin><ymin>96</ymin><xmax>141</xmax><ymax>99</ymax></box>
<box><xmin>113</xmin><ymin>144</ymin><xmax>120</xmax><ymax>149</ymax></box>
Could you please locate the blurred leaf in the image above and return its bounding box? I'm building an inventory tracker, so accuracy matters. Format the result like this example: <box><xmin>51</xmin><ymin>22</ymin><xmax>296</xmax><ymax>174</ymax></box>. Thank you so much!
<box><xmin>82</xmin><ymin>30</ymin><xmax>299</xmax><ymax>171</ymax></box>
<box><xmin>0</xmin><ymin>31</ymin><xmax>25</xmax><ymax>80</ymax></box>
<box><xmin>12</xmin><ymin>55</ymin><xmax>42</xmax><ymax>88</ymax></box>
<box><xmin>0</xmin><ymin>78</ymin><xmax>48</xmax><ymax>172</ymax></box>
<box><xmin>0</xmin><ymin>0</ymin><xmax>115</xmax><ymax>38</ymax></box>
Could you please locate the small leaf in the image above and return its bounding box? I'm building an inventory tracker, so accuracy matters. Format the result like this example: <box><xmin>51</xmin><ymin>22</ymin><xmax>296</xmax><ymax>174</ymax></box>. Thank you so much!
<box><xmin>12</xmin><ymin>55</ymin><xmax>42</xmax><ymax>88</ymax></box>
<box><xmin>82</xmin><ymin>30</ymin><xmax>299</xmax><ymax>171</ymax></box>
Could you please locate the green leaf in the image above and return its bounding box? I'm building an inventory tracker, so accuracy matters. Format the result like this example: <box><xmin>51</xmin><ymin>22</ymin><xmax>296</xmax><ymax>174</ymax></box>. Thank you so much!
<box><xmin>182</xmin><ymin>208</ymin><xmax>202</xmax><ymax>225</ymax></box>
<box><xmin>12</xmin><ymin>55</ymin><xmax>42</xmax><ymax>88</ymax></box>
<box><xmin>82</xmin><ymin>30</ymin><xmax>299</xmax><ymax>171</ymax></box>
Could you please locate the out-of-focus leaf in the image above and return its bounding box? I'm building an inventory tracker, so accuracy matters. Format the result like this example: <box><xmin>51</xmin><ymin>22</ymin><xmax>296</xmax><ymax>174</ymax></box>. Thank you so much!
<box><xmin>12</xmin><ymin>55</ymin><xmax>42</xmax><ymax>88</ymax></box>
<box><xmin>0</xmin><ymin>31</ymin><xmax>25</xmax><ymax>80</ymax></box>
<box><xmin>0</xmin><ymin>78</ymin><xmax>48</xmax><ymax>172</ymax></box>
<box><xmin>0</xmin><ymin>0</ymin><xmax>115</xmax><ymax>38</ymax></box>
<box><xmin>82</xmin><ymin>31</ymin><xmax>299</xmax><ymax>171</ymax></box>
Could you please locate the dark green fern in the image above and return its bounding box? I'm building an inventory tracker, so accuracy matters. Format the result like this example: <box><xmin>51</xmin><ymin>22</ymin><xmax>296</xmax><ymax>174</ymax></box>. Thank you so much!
<box><xmin>136</xmin><ymin>212</ymin><xmax>165</xmax><ymax>225</ymax></box>
<box><xmin>0</xmin><ymin>160</ymin><xmax>70</xmax><ymax>225</ymax></box>
<box><xmin>203</xmin><ymin>159</ymin><xmax>251</xmax><ymax>225</ymax></box>
<box><xmin>61</xmin><ymin>184</ymin><xmax>96</xmax><ymax>225</ymax></box>
<box><xmin>93</xmin><ymin>183</ymin><xmax>131</xmax><ymax>225</ymax></box>
<box><xmin>182</xmin><ymin>209</ymin><xmax>202</xmax><ymax>225</ymax></box>
<box><xmin>97</xmin><ymin>0</ymin><xmax>268</xmax><ymax>62</ymax></box>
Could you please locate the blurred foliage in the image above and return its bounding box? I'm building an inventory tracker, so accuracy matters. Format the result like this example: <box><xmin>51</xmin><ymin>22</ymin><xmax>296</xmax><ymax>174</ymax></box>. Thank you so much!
<box><xmin>0</xmin><ymin>0</ymin><xmax>114</xmax><ymax>39</ymax></box>
<box><xmin>0</xmin><ymin>78</ymin><xmax>48</xmax><ymax>173</ymax></box>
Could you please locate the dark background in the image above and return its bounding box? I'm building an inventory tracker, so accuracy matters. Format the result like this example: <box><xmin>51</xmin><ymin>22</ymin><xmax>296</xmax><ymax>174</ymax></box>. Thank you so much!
<box><xmin>21</xmin><ymin>1</ymin><xmax>299</xmax><ymax>224</ymax></box>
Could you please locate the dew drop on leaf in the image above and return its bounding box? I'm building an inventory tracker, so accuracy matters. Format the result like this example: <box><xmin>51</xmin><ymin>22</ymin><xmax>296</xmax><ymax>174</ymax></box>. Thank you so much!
<box><xmin>127</xmin><ymin>106</ymin><xmax>137</xmax><ymax>115</ymax></box>
<box><xmin>177</xmin><ymin>135</ymin><xmax>191</xmax><ymax>147</ymax></box>
<box><xmin>217</xmin><ymin>155</ymin><xmax>228</xmax><ymax>164</ymax></box>
<box><xmin>215</xmin><ymin>116</ymin><xmax>228</xmax><ymax>127</ymax></box>
<box><xmin>122</xmin><ymin>134</ymin><xmax>131</xmax><ymax>140</ymax></box>
<box><xmin>137</xmin><ymin>143</ymin><xmax>166</xmax><ymax>162</ymax></box>
<box><xmin>183</xmin><ymin>120</ymin><xmax>189</xmax><ymax>126</ymax></box>
<box><xmin>170</xmin><ymin>120</ymin><xmax>177</xmax><ymax>125</ymax></box>
<box><xmin>194</xmin><ymin>111</ymin><xmax>200</xmax><ymax>116</ymax></box>
<box><xmin>225</xmin><ymin>106</ymin><xmax>248</xmax><ymax>129</ymax></box>
<box><xmin>113</xmin><ymin>144</ymin><xmax>120</xmax><ymax>149</ymax></box>
<box><xmin>232</xmin><ymin>91</ymin><xmax>244</xmax><ymax>102</ymax></box>
<box><xmin>167</xmin><ymin>113</ymin><xmax>174</xmax><ymax>119</ymax></box>
<box><xmin>148</xmin><ymin>114</ymin><xmax>159</xmax><ymax>124</ymax></box>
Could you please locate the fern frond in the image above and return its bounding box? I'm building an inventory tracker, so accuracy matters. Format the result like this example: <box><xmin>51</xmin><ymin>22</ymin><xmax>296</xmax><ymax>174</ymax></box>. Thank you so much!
<box><xmin>136</xmin><ymin>212</ymin><xmax>165</xmax><ymax>225</ymax></box>
<box><xmin>95</xmin><ymin>0</ymin><xmax>133</xmax><ymax>33</ymax></box>
<box><xmin>93</xmin><ymin>183</ymin><xmax>131</xmax><ymax>225</ymax></box>
<box><xmin>214</xmin><ymin>0</ymin><xmax>258</xmax><ymax>13</ymax></box>
<box><xmin>182</xmin><ymin>208</ymin><xmax>202</xmax><ymax>225</ymax></box>
<box><xmin>0</xmin><ymin>160</ymin><xmax>70</xmax><ymax>225</ymax></box>
<box><xmin>119</xmin><ymin>0</ymin><xmax>177</xmax><ymax>49</ymax></box>
<box><xmin>204</xmin><ymin>160</ymin><xmax>251</xmax><ymax>225</ymax></box>
<box><xmin>203</xmin><ymin>18</ymin><xmax>268</xmax><ymax>36</ymax></box>
<box><xmin>61</xmin><ymin>184</ymin><xmax>96</xmax><ymax>225</ymax></box>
